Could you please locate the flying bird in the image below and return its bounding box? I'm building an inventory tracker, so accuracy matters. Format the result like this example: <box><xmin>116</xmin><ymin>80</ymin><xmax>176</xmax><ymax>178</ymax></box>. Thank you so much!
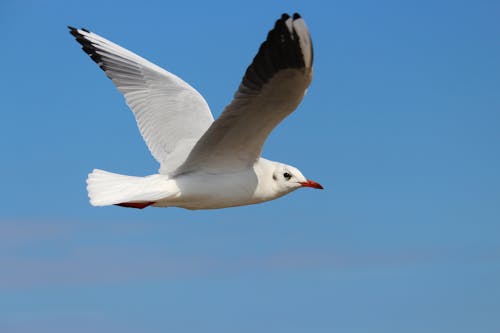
<box><xmin>69</xmin><ymin>13</ymin><xmax>323</xmax><ymax>210</ymax></box>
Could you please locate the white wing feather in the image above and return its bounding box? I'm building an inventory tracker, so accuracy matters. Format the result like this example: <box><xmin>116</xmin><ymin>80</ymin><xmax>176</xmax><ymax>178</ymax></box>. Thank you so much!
<box><xmin>69</xmin><ymin>27</ymin><xmax>214</xmax><ymax>174</ymax></box>
<box><xmin>177</xmin><ymin>14</ymin><xmax>313</xmax><ymax>174</ymax></box>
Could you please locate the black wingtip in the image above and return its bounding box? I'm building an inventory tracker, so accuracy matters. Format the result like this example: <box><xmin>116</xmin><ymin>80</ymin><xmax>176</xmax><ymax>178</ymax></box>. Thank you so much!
<box><xmin>68</xmin><ymin>26</ymin><xmax>80</xmax><ymax>38</ymax></box>
<box><xmin>68</xmin><ymin>26</ymin><xmax>91</xmax><ymax>36</ymax></box>
<box><xmin>239</xmin><ymin>12</ymin><xmax>310</xmax><ymax>91</ymax></box>
<box><xmin>68</xmin><ymin>26</ymin><xmax>104</xmax><ymax>66</ymax></box>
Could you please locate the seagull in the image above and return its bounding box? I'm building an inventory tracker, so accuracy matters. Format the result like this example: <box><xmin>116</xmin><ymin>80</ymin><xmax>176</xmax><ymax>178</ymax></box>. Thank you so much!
<box><xmin>69</xmin><ymin>13</ymin><xmax>323</xmax><ymax>210</ymax></box>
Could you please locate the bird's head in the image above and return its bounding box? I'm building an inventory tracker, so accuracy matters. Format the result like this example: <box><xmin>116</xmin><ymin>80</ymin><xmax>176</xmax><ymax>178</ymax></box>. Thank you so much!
<box><xmin>270</xmin><ymin>163</ymin><xmax>323</xmax><ymax>194</ymax></box>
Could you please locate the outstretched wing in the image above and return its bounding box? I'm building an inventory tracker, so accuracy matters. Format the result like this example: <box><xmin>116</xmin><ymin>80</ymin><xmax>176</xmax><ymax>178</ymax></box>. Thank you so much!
<box><xmin>177</xmin><ymin>13</ymin><xmax>313</xmax><ymax>174</ymax></box>
<box><xmin>69</xmin><ymin>27</ymin><xmax>214</xmax><ymax>174</ymax></box>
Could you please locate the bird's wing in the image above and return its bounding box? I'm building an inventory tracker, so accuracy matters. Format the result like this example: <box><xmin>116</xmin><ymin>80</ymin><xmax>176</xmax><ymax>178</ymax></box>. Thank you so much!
<box><xmin>176</xmin><ymin>13</ymin><xmax>313</xmax><ymax>174</ymax></box>
<box><xmin>69</xmin><ymin>27</ymin><xmax>214</xmax><ymax>174</ymax></box>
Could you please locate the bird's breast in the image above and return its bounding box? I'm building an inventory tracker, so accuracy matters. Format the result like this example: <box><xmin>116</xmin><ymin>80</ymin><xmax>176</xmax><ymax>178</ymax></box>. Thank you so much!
<box><xmin>168</xmin><ymin>169</ymin><xmax>271</xmax><ymax>210</ymax></box>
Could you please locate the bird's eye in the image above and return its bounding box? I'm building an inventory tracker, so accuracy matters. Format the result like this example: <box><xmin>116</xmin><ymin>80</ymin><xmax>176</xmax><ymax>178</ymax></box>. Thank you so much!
<box><xmin>283</xmin><ymin>172</ymin><xmax>292</xmax><ymax>180</ymax></box>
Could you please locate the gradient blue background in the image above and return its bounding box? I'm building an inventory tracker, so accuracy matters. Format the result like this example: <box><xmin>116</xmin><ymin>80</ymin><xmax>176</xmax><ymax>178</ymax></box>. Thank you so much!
<box><xmin>1</xmin><ymin>0</ymin><xmax>499</xmax><ymax>332</ymax></box>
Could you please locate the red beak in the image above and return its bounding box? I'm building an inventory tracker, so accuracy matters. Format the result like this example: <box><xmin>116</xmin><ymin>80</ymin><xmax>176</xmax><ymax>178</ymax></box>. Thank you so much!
<box><xmin>299</xmin><ymin>179</ymin><xmax>324</xmax><ymax>189</ymax></box>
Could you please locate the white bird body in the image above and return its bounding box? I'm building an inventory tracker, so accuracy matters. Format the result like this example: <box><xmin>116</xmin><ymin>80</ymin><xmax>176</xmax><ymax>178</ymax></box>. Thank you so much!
<box><xmin>70</xmin><ymin>13</ymin><xmax>323</xmax><ymax>210</ymax></box>
<box><xmin>88</xmin><ymin>158</ymin><xmax>306</xmax><ymax>210</ymax></box>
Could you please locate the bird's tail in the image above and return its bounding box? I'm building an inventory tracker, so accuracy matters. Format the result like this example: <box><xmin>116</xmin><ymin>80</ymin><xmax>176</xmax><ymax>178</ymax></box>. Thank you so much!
<box><xmin>86</xmin><ymin>169</ymin><xmax>173</xmax><ymax>209</ymax></box>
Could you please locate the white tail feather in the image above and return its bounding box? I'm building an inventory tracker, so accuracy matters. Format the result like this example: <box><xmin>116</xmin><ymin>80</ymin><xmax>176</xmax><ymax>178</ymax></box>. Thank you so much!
<box><xmin>86</xmin><ymin>169</ymin><xmax>173</xmax><ymax>207</ymax></box>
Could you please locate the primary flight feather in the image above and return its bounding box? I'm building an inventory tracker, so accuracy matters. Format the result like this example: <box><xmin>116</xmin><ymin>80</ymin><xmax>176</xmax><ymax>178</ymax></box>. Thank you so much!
<box><xmin>69</xmin><ymin>13</ymin><xmax>323</xmax><ymax>210</ymax></box>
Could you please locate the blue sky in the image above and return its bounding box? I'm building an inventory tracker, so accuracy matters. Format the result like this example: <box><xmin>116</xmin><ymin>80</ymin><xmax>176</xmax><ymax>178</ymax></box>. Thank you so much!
<box><xmin>1</xmin><ymin>0</ymin><xmax>499</xmax><ymax>332</ymax></box>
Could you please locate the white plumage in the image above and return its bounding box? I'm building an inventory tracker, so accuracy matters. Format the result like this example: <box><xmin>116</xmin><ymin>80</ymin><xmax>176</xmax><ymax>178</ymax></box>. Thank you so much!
<box><xmin>69</xmin><ymin>13</ymin><xmax>323</xmax><ymax>210</ymax></box>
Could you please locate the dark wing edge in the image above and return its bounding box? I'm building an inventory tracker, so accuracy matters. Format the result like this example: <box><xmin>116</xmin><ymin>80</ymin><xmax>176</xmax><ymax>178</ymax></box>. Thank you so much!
<box><xmin>68</xmin><ymin>26</ymin><xmax>146</xmax><ymax>83</ymax></box>
<box><xmin>68</xmin><ymin>26</ymin><xmax>108</xmax><ymax>71</ymax></box>
<box><xmin>239</xmin><ymin>13</ymin><xmax>313</xmax><ymax>93</ymax></box>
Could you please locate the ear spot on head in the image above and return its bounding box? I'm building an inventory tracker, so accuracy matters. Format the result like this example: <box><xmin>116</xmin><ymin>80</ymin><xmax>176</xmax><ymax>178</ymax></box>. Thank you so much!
<box><xmin>272</xmin><ymin>174</ymin><xmax>277</xmax><ymax>181</ymax></box>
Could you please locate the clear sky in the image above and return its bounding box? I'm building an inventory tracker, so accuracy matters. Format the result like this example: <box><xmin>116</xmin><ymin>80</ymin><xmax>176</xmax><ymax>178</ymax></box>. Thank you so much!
<box><xmin>1</xmin><ymin>0</ymin><xmax>499</xmax><ymax>332</ymax></box>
